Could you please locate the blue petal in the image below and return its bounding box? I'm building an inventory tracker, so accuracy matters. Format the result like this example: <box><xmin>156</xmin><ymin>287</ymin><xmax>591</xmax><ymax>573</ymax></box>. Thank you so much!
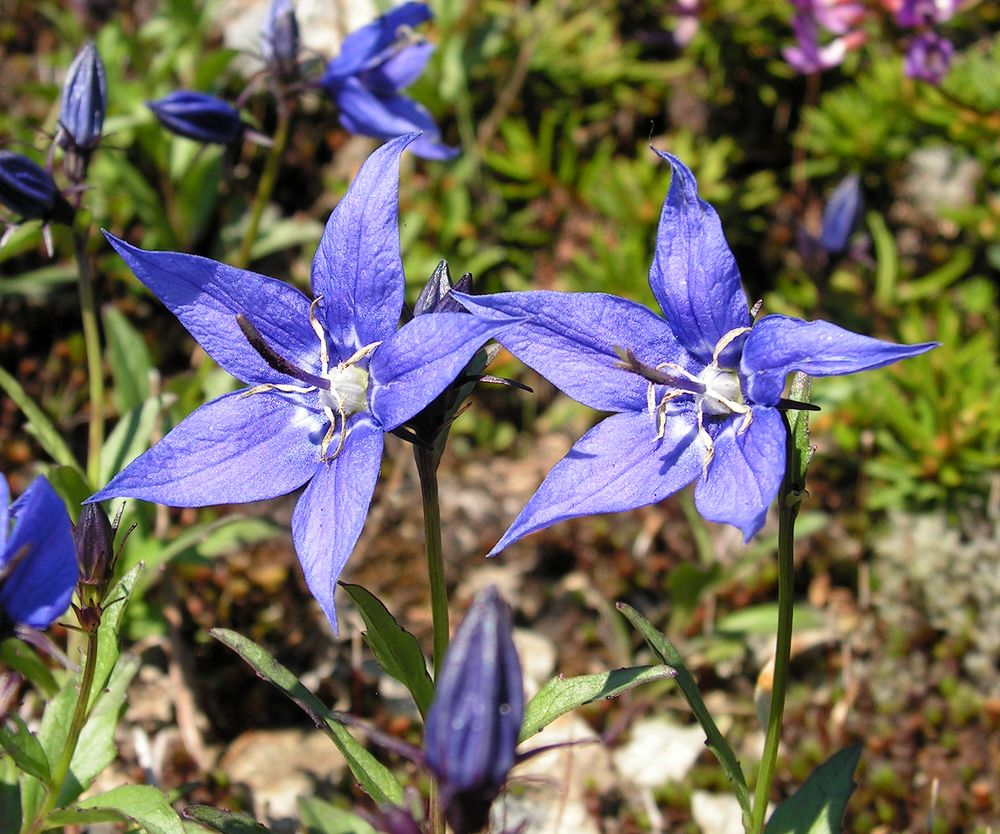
<box><xmin>368</xmin><ymin>312</ymin><xmax>512</xmax><ymax>431</ymax></box>
<box><xmin>89</xmin><ymin>390</ymin><xmax>325</xmax><ymax>506</ymax></box>
<box><xmin>291</xmin><ymin>419</ymin><xmax>384</xmax><ymax>632</ymax></box>
<box><xmin>363</xmin><ymin>42</ymin><xmax>434</xmax><ymax>93</ymax></box>
<box><xmin>489</xmin><ymin>409</ymin><xmax>704</xmax><ymax>555</ymax></box>
<box><xmin>741</xmin><ymin>315</ymin><xmax>939</xmax><ymax>406</ymax></box>
<box><xmin>323</xmin><ymin>2</ymin><xmax>433</xmax><ymax>82</ymax></box>
<box><xmin>649</xmin><ymin>151</ymin><xmax>750</xmax><ymax>365</ymax></box>
<box><xmin>376</xmin><ymin>95</ymin><xmax>459</xmax><ymax>160</ymax></box>
<box><xmin>819</xmin><ymin>173</ymin><xmax>861</xmax><ymax>254</ymax></box>
<box><xmin>694</xmin><ymin>407</ymin><xmax>785</xmax><ymax>541</ymax></box>
<box><xmin>453</xmin><ymin>290</ymin><xmax>695</xmax><ymax>413</ymax></box>
<box><xmin>1</xmin><ymin>477</ymin><xmax>77</xmax><ymax>629</ymax></box>
<box><xmin>335</xmin><ymin>78</ymin><xmax>425</xmax><ymax>138</ymax></box>
<box><xmin>311</xmin><ymin>133</ymin><xmax>416</xmax><ymax>356</ymax></box>
<box><xmin>0</xmin><ymin>475</ymin><xmax>9</xmax><ymax>549</ymax></box>
<box><xmin>105</xmin><ymin>234</ymin><xmax>318</xmax><ymax>387</ymax></box>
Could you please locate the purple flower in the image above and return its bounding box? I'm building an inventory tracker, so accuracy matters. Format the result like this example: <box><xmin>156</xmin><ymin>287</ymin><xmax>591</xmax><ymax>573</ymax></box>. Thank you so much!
<box><xmin>896</xmin><ymin>0</ymin><xmax>959</xmax><ymax>27</ymax></box>
<box><xmin>1</xmin><ymin>474</ymin><xmax>78</xmax><ymax>630</ymax></box>
<box><xmin>88</xmin><ymin>134</ymin><xmax>506</xmax><ymax>629</ymax></box>
<box><xmin>819</xmin><ymin>172</ymin><xmax>861</xmax><ymax>254</ymax></box>
<box><xmin>456</xmin><ymin>152</ymin><xmax>937</xmax><ymax>549</ymax></box>
<box><xmin>0</xmin><ymin>151</ymin><xmax>60</xmax><ymax>220</ymax></box>
<box><xmin>57</xmin><ymin>41</ymin><xmax>107</xmax><ymax>160</ymax></box>
<box><xmin>147</xmin><ymin>91</ymin><xmax>244</xmax><ymax>145</ymax></box>
<box><xmin>321</xmin><ymin>3</ymin><xmax>458</xmax><ymax>161</ymax></box>
<box><xmin>783</xmin><ymin>12</ymin><xmax>863</xmax><ymax>73</ymax></box>
<box><xmin>904</xmin><ymin>30</ymin><xmax>955</xmax><ymax>83</ymax></box>
<box><xmin>424</xmin><ymin>586</ymin><xmax>523</xmax><ymax>834</ymax></box>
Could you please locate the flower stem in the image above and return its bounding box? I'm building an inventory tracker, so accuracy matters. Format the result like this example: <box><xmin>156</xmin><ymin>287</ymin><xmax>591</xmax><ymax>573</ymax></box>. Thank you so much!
<box><xmin>749</xmin><ymin>414</ymin><xmax>801</xmax><ymax>834</ymax></box>
<box><xmin>25</xmin><ymin>630</ymin><xmax>100</xmax><ymax>834</ymax></box>
<box><xmin>414</xmin><ymin>447</ymin><xmax>450</xmax><ymax>676</ymax></box>
<box><xmin>234</xmin><ymin>98</ymin><xmax>294</xmax><ymax>270</ymax></box>
<box><xmin>74</xmin><ymin>216</ymin><xmax>104</xmax><ymax>488</ymax></box>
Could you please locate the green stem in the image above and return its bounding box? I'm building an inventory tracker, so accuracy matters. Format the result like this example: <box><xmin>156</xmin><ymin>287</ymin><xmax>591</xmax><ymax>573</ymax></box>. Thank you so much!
<box><xmin>234</xmin><ymin>99</ymin><xmax>294</xmax><ymax>270</ymax></box>
<box><xmin>26</xmin><ymin>630</ymin><xmax>100</xmax><ymax>834</ymax></box>
<box><xmin>74</xmin><ymin>219</ymin><xmax>104</xmax><ymax>488</ymax></box>
<box><xmin>414</xmin><ymin>447</ymin><xmax>450</xmax><ymax>676</ymax></box>
<box><xmin>749</xmin><ymin>416</ymin><xmax>801</xmax><ymax>834</ymax></box>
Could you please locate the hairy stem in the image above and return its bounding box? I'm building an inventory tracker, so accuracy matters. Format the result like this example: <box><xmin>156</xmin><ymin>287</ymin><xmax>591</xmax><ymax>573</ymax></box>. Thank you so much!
<box><xmin>234</xmin><ymin>98</ymin><xmax>294</xmax><ymax>270</ymax></box>
<box><xmin>25</xmin><ymin>630</ymin><xmax>100</xmax><ymax>834</ymax></box>
<box><xmin>749</xmin><ymin>415</ymin><xmax>801</xmax><ymax>834</ymax></box>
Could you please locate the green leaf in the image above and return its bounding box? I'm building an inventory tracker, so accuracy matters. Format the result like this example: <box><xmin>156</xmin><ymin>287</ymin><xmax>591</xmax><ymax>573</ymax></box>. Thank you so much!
<box><xmin>210</xmin><ymin>628</ymin><xmax>404</xmax><ymax>807</ymax></box>
<box><xmin>182</xmin><ymin>805</ymin><xmax>272</xmax><ymax>833</ymax></box>
<box><xmin>99</xmin><ymin>395</ymin><xmax>168</xmax><ymax>485</ymax></box>
<box><xmin>617</xmin><ymin>603</ymin><xmax>751</xmax><ymax>823</ymax></box>
<box><xmin>786</xmin><ymin>372</ymin><xmax>813</xmax><ymax>487</ymax></box>
<box><xmin>341</xmin><ymin>584</ymin><xmax>435</xmax><ymax>718</ymax></box>
<box><xmin>298</xmin><ymin>797</ymin><xmax>378</xmax><ymax>834</ymax></box>
<box><xmin>519</xmin><ymin>665</ymin><xmax>675</xmax><ymax>742</ymax></box>
<box><xmin>716</xmin><ymin>604</ymin><xmax>825</xmax><ymax>636</ymax></box>
<box><xmin>0</xmin><ymin>715</ymin><xmax>51</xmax><ymax>783</ymax></box>
<box><xmin>45</xmin><ymin>465</ymin><xmax>92</xmax><ymax>522</ymax></box>
<box><xmin>763</xmin><ymin>745</ymin><xmax>862</xmax><ymax>834</ymax></box>
<box><xmin>868</xmin><ymin>210</ymin><xmax>898</xmax><ymax>309</ymax></box>
<box><xmin>0</xmin><ymin>638</ymin><xmax>58</xmax><ymax>698</ymax></box>
<box><xmin>90</xmin><ymin>564</ymin><xmax>143</xmax><ymax>707</ymax></box>
<box><xmin>102</xmin><ymin>305</ymin><xmax>153</xmax><ymax>414</ymax></box>
<box><xmin>48</xmin><ymin>784</ymin><xmax>185</xmax><ymax>834</ymax></box>
<box><xmin>0</xmin><ymin>365</ymin><xmax>82</xmax><ymax>475</ymax></box>
<box><xmin>1</xmin><ymin>754</ymin><xmax>21</xmax><ymax>832</ymax></box>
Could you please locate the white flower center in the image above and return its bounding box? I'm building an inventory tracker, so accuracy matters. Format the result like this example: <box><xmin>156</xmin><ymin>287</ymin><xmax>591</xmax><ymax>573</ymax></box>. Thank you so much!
<box><xmin>697</xmin><ymin>366</ymin><xmax>744</xmax><ymax>416</ymax></box>
<box><xmin>320</xmin><ymin>364</ymin><xmax>369</xmax><ymax>417</ymax></box>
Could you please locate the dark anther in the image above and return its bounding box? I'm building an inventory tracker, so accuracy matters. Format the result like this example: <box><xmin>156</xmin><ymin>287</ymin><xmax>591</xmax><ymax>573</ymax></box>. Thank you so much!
<box><xmin>776</xmin><ymin>398</ymin><xmax>821</xmax><ymax>412</ymax></box>
<box><xmin>613</xmin><ymin>346</ymin><xmax>703</xmax><ymax>392</ymax></box>
<box><xmin>236</xmin><ymin>313</ymin><xmax>330</xmax><ymax>390</ymax></box>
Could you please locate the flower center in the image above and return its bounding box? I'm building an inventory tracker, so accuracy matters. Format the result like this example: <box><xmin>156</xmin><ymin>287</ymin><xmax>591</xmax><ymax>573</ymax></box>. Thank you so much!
<box><xmin>319</xmin><ymin>364</ymin><xmax>369</xmax><ymax>418</ymax></box>
<box><xmin>697</xmin><ymin>366</ymin><xmax>744</xmax><ymax>417</ymax></box>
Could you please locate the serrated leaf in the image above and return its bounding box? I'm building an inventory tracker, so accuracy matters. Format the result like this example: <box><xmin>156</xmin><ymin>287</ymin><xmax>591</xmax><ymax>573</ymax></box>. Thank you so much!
<box><xmin>341</xmin><ymin>584</ymin><xmax>434</xmax><ymax>718</ymax></box>
<box><xmin>617</xmin><ymin>603</ymin><xmax>751</xmax><ymax>824</ymax></box>
<box><xmin>102</xmin><ymin>305</ymin><xmax>153</xmax><ymax>414</ymax></box>
<box><xmin>763</xmin><ymin>745</ymin><xmax>862</xmax><ymax>834</ymax></box>
<box><xmin>298</xmin><ymin>796</ymin><xmax>377</xmax><ymax>834</ymax></box>
<box><xmin>0</xmin><ymin>365</ymin><xmax>82</xmax><ymax>475</ymax></box>
<box><xmin>210</xmin><ymin>628</ymin><xmax>404</xmax><ymax>807</ymax></box>
<box><xmin>0</xmin><ymin>638</ymin><xmax>58</xmax><ymax>698</ymax></box>
<box><xmin>0</xmin><ymin>715</ymin><xmax>51</xmax><ymax>782</ymax></box>
<box><xmin>182</xmin><ymin>804</ymin><xmax>273</xmax><ymax>833</ymax></box>
<box><xmin>519</xmin><ymin>666</ymin><xmax>675</xmax><ymax>743</ymax></box>
<box><xmin>48</xmin><ymin>784</ymin><xmax>184</xmax><ymax>834</ymax></box>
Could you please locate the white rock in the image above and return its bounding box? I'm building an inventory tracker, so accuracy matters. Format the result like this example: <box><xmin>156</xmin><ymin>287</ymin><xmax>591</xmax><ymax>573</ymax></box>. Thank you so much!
<box><xmin>613</xmin><ymin>717</ymin><xmax>706</xmax><ymax>787</ymax></box>
<box><xmin>691</xmin><ymin>791</ymin><xmax>745</xmax><ymax>834</ymax></box>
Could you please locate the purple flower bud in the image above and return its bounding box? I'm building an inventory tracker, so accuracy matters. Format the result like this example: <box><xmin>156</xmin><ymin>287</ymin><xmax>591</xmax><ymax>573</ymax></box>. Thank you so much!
<box><xmin>414</xmin><ymin>260</ymin><xmax>472</xmax><ymax>316</ymax></box>
<box><xmin>904</xmin><ymin>30</ymin><xmax>954</xmax><ymax>84</ymax></box>
<box><xmin>58</xmin><ymin>41</ymin><xmax>107</xmax><ymax>155</ymax></box>
<box><xmin>424</xmin><ymin>586</ymin><xmax>523</xmax><ymax>834</ymax></box>
<box><xmin>147</xmin><ymin>91</ymin><xmax>244</xmax><ymax>144</ymax></box>
<box><xmin>261</xmin><ymin>0</ymin><xmax>299</xmax><ymax>79</ymax></box>
<box><xmin>819</xmin><ymin>173</ymin><xmax>861</xmax><ymax>254</ymax></box>
<box><xmin>0</xmin><ymin>151</ymin><xmax>60</xmax><ymax>220</ymax></box>
<box><xmin>73</xmin><ymin>503</ymin><xmax>115</xmax><ymax>590</ymax></box>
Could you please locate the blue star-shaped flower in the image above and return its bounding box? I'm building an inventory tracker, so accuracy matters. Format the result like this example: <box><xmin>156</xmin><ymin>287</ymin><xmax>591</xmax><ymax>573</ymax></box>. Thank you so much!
<box><xmin>90</xmin><ymin>134</ymin><xmax>505</xmax><ymax>629</ymax></box>
<box><xmin>457</xmin><ymin>151</ymin><xmax>938</xmax><ymax>550</ymax></box>
<box><xmin>1</xmin><ymin>474</ymin><xmax>78</xmax><ymax>630</ymax></box>
<box><xmin>321</xmin><ymin>3</ymin><xmax>458</xmax><ymax>161</ymax></box>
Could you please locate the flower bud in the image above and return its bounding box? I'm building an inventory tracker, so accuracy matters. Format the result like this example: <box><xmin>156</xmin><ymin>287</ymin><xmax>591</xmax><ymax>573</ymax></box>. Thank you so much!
<box><xmin>413</xmin><ymin>260</ymin><xmax>472</xmax><ymax>316</ymax></box>
<box><xmin>261</xmin><ymin>0</ymin><xmax>300</xmax><ymax>80</ymax></box>
<box><xmin>819</xmin><ymin>173</ymin><xmax>861</xmax><ymax>254</ymax></box>
<box><xmin>424</xmin><ymin>586</ymin><xmax>523</xmax><ymax>834</ymax></box>
<box><xmin>0</xmin><ymin>152</ymin><xmax>59</xmax><ymax>220</ymax></box>
<box><xmin>147</xmin><ymin>91</ymin><xmax>244</xmax><ymax>144</ymax></box>
<box><xmin>73</xmin><ymin>503</ymin><xmax>115</xmax><ymax>590</ymax></box>
<box><xmin>57</xmin><ymin>41</ymin><xmax>107</xmax><ymax>174</ymax></box>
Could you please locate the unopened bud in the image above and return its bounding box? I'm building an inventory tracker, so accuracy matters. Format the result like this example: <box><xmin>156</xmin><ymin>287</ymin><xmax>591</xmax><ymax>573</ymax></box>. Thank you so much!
<box><xmin>58</xmin><ymin>41</ymin><xmax>107</xmax><ymax>180</ymax></box>
<box><xmin>73</xmin><ymin>503</ymin><xmax>115</xmax><ymax>590</ymax></box>
<box><xmin>0</xmin><ymin>152</ymin><xmax>60</xmax><ymax>220</ymax></box>
<box><xmin>424</xmin><ymin>586</ymin><xmax>523</xmax><ymax>834</ymax></box>
<box><xmin>261</xmin><ymin>0</ymin><xmax>300</xmax><ymax>80</ymax></box>
<box><xmin>147</xmin><ymin>91</ymin><xmax>244</xmax><ymax>145</ymax></box>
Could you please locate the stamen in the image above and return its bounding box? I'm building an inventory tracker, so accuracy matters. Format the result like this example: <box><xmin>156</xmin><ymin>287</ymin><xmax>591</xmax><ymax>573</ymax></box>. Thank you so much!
<box><xmin>236</xmin><ymin>314</ymin><xmax>330</xmax><ymax>390</ymax></box>
<box><xmin>309</xmin><ymin>298</ymin><xmax>329</xmax><ymax>375</ymax></box>
<box><xmin>710</xmin><ymin>325</ymin><xmax>752</xmax><ymax>367</ymax></box>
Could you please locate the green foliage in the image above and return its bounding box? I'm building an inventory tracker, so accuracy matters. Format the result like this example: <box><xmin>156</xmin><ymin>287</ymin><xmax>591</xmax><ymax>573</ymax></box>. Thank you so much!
<box><xmin>764</xmin><ymin>746</ymin><xmax>862</xmax><ymax>834</ymax></box>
